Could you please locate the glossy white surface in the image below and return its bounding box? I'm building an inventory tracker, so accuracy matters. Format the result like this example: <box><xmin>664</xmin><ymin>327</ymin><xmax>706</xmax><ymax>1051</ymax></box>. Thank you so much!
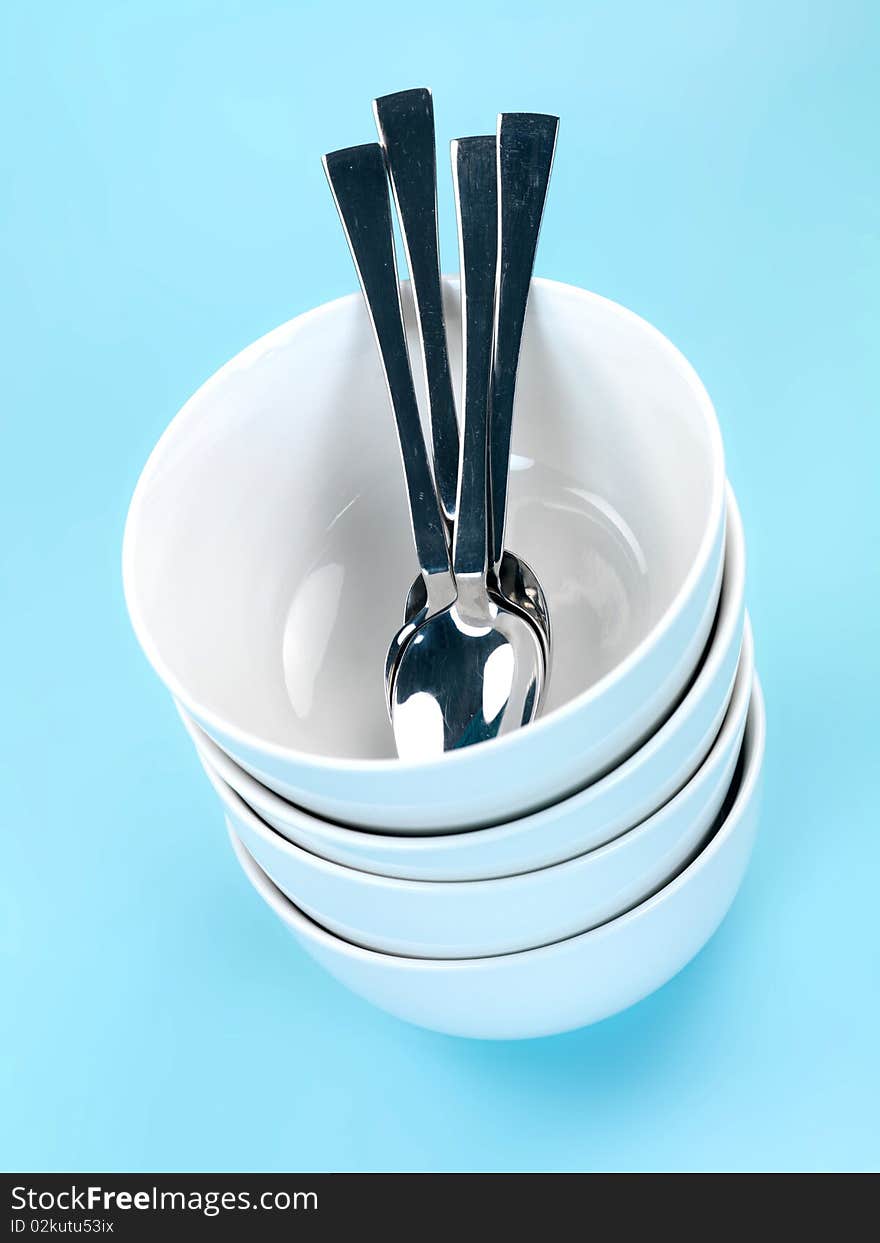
<box><xmin>124</xmin><ymin>278</ymin><xmax>726</xmax><ymax>830</ymax></box>
<box><xmin>209</xmin><ymin>624</ymin><xmax>751</xmax><ymax>959</ymax></box>
<box><xmin>230</xmin><ymin>678</ymin><xmax>765</xmax><ymax>1038</ymax></box>
<box><xmin>182</xmin><ymin>489</ymin><xmax>746</xmax><ymax>878</ymax></box>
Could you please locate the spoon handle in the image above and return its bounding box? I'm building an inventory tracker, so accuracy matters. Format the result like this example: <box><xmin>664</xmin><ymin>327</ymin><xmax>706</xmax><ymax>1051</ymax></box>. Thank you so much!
<box><xmin>489</xmin><ymin>112</ymin><xmax>559</xmax><ymax>576</ymax></box>
<box><xmin>373</xmin><ymin>88</ymin><xmax>460</xmax><ymax>530</ymax></box>
<box><xmin>450</xmin><ymin>136</ymin><xmax>497</xmax><ymax>583</ymax></box>
<box><xmin>323</xmin><ymin>143</ymin><xmax>452</xmax><ymax>580</ymax></box>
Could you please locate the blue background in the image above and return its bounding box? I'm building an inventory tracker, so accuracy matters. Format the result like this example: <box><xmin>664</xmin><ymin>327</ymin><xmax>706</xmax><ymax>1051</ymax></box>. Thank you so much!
<box><xmin>2</xmin><ymin>0</ymin><xmax>878</xmax><ymax>1173</ymax></box>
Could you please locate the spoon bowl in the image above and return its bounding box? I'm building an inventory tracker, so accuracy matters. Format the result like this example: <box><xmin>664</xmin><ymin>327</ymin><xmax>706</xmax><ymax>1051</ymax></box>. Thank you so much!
<box><xmin>386</xmin><ymin>546</ymin><xmax>550</xmax><ymax>701</ymax></box>
<box><xmin>391</xmin><ymin>581</ymin><xmax>545</xmax><ymax>761</ymax></box>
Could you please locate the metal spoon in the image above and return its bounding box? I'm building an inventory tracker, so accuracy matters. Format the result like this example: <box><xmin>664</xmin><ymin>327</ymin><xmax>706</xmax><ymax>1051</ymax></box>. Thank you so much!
<box><xmin>323</xmin><ymin>143</ymin><xmax>457</xmax><ymax>637</ymax></box>
<box><xmin>372</xmin><ymin>87</ymin><xmax>459</xmax><ymax>531</ymax></box>
<box><xmin>489</xmin><ymin>112</ymin><xmax>559</xmax><ymax>579</ymax></box>
<box><xmin>373</xmin><ymin>89</ymin><xmax>551</xmax><ymax>693</ymax></box>
<box><xmin>388</xmin><ymin>137</ymin><xmax>545</xmax><ymax>760</ymax></box>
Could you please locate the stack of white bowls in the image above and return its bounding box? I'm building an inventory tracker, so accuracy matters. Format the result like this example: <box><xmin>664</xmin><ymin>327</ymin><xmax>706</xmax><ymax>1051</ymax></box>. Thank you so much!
<box><xmin>123</xmin><ymin>278</ymin><xmax>764</xmax><ymax>1040</ymax></box>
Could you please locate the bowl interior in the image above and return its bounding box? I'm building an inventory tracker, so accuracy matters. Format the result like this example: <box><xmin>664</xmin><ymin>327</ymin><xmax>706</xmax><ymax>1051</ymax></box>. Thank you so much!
<box><xmin>125</xmin><ymin>278</ymin><xmax>722</xmax><ymax>761</ymax></box>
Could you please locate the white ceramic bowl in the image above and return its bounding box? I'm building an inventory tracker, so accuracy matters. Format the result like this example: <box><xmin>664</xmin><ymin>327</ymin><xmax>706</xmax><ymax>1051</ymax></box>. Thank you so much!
<box><xmin>211</xmin><ymin>624</ymin><xmax>752</xmax><ymax>959</ymax></box>
<box><xmin>182</xmin><ymin>486</ymin><xmax>745</xmax><ymax>879</ymax></box>
<box><xmin>230</xmin><ymin>678</ymin><xmax>765</xmax><ymax>1038</ymax></box>
<box><xmin>124</xmin><ymin>278</ymin><xmax>726</xmax><ymax>831</ymax></box>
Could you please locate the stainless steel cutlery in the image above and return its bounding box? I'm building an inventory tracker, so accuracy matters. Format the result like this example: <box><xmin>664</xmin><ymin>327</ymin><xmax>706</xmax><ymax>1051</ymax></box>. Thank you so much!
<box><xmin>324</xmin><ymin>90</ymin><xmax>558</xmax><ymax>757</ymax></box>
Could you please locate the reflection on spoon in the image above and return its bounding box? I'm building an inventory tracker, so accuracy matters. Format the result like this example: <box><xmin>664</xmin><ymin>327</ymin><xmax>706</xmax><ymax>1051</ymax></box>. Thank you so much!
<box><xmin>391</xmin><ymin>689</ymin><xmax>446</xmax><ymax>762</ymax></box>
<box><xmin>483</xmin><ymin>643</ymin><xmax>516</xmax><ymax>724</ymax></box>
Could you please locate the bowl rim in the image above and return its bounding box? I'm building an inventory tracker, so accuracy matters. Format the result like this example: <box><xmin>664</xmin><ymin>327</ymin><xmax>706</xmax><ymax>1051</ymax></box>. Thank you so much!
<box><xmin>231</xmin><ymin>675</ymin><xmax>765</xmax><ymax>968</ymax></box>
<box><xmin>209</xmin><ymin>617</ymin><xmax>753</xmax><ymax>895</ymax></box>
<box><xmin>123</xmin><ymin>276</ymin><xmax>727</xmax><ymax>775</ymax></box>
<box><xmin>184</xmin><ymin>487</ymin><xmax>745</xmax><ymax>850</ymax></box>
